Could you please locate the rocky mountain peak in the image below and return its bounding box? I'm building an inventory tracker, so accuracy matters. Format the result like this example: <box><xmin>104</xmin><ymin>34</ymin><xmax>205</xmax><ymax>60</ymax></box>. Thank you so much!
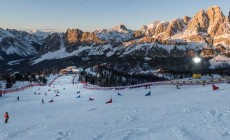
<box><xmin>94</xmin><ymin>24</ymin><xmax>134</xmax><ymax>42</ymax></box>
<box><xmin>65</xmin><ymin>28</ymin><xmax>83</xmax><ymax>44</ymax></box>
<box><xmin>38</xmin><ymin>33</ymin><xmax>61</xmax><ymax>55</ymax></box>
<box><xmin>206</xmin><ymin>6</ymin><xmax>226</xmax><ymax>36</ymax></box>
<box><xmin>183</xmin><ymin>16</ymin><xmax>191</xmax><ymax>25</ymax></box>
<box><xmin>114</xmin><ymin>24</ymin><xmax>128</xmax><ymax>32</ymax></box>
<box><xmin>228</xmin><ymin>12</ymin><xmax>230</xmax><ymax>21</ymax></box>
<box><xmin>28</xmin><ymin>30</ymin><xmax>51</xmax><ymax>40</ymax></box>
<box><xmin>0</xmin><ymin>28</ymin><xmax>9</xmax><ymax>38</ymax></box>
<box><xmin>0</xmin><ymin>27</ymin><xmax>4</xmax><ymax>32</ymax></box>
<box><xmin>29</xmin><ymin>29</ymin><xmax>38</xmax><ymax>34</ymax></box>
<box><xmin>186</xmin><ymin>9</ymin><xmax>209</xmax><ymax>34</ymax></box>
<box><xmin>80</xmin><ymin>32</ymin><xmax>103</xmax><ymax>43</ymax></box>
<box><xmin>163</xmin><ymin>18</ymin><xmax>184</xmax><ymax>38</ymax></box>
<box><xmin>141</xmin><ymin>21</ymin><xmax>168</xmax><ymax>37</ymax></box>
<box><xmin>184</xmin><ymin>6</ymin><xmax>230</xmax><ymax>38</ymax></box>
<box><xmin>143</xmin><ymin>18</ymin><xmax>189</xmax><ymax>39</ymax></box>
<box><xmin>62</xmin><ymin>28</ymin><xmax>104</xmax><ymax>52</ymax></box>
<box><xmin>206</xmin><ymin>5</ymin><xmax>222</xmax><ymax>15</ymax></box>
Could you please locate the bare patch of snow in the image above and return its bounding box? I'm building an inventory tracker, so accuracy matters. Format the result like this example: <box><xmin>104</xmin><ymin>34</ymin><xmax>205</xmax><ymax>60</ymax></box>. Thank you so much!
<box><xmin>0</xmin><ymin>55</ymin><xmax>3</xmax><ymax>60</ymax></box>
<box><xmin>7</xmin><ymin>59</ymin><xmax>25</xmax><ymax>65</ymax></box>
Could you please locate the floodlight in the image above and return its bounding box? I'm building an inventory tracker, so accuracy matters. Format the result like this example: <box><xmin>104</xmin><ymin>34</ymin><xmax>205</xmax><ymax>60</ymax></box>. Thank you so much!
<box><xmin>193</xmin><ymin>57</ymin><xmax>201</xmax><ymax>63</ymax></box>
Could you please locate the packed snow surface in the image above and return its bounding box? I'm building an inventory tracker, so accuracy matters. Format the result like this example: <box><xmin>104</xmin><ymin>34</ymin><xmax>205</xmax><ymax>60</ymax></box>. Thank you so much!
<box><xmin>1</xmin><ymin>75</ymin><xmax>230</xmax><ymax>140</ymax></box>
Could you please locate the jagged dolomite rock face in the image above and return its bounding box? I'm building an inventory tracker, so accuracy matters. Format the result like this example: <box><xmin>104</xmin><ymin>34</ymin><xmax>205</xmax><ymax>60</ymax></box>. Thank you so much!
<box><xmin>228</xmin><ymin>11</ymin><xmax>230</xmax><ymax>21</ymax></box>
<box><xmin>206</xmin><ymin>6</ymin><xmax>226</xmax><ymax>37</ymax></box>
<box><xmin>183</xmin><ymin>16</ymin><xmax>191</xmax><ymax>25</ymax></box>
<box><xmin>187</xmin><ymin>10</ymin><xmax>209</xmax><ymax>32</ymax></box>
<box><xmin>65</xmin><ymin>29</ymin><xmax>83</xmax><ymax>44</ymax></box>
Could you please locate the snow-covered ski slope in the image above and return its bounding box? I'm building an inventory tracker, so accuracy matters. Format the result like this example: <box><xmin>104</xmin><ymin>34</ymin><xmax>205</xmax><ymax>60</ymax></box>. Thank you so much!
<box><xmin>1</xmin><ymin>74</ymin><xmax>230</xmax><ymax>140</ymax></box>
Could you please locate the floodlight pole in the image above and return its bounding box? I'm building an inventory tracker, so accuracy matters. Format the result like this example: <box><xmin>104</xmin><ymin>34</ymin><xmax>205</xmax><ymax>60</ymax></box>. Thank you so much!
<box><xmin>97</xmin><ymin>73</ymin><xmax>100</xmax><ymax>86</ymax></box>
<box><xmin>193</xmin><ymin>56</ymin><xmax>201</xmax><ymax>74</ymax></box>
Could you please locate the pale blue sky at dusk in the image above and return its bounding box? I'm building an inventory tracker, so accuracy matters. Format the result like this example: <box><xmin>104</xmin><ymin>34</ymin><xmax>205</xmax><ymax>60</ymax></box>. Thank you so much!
<box><xmin>0</xmin><ymin>0</ymin><xmax>230</xmax><ymax>32</ymax></box>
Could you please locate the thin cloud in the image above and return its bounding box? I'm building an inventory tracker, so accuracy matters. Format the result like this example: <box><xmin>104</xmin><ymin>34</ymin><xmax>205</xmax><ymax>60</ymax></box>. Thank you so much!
<box><xmin>21</xmin><ymin>28</ymin><xmax>58</xmax><ymax>32</ymax></box>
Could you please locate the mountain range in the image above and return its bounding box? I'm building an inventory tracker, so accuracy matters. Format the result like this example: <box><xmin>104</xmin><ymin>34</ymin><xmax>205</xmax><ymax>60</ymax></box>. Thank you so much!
<box><xmin>1</xmin><ymin>6</ymin><xmax>230</xmax><ymax>74</ymax></box>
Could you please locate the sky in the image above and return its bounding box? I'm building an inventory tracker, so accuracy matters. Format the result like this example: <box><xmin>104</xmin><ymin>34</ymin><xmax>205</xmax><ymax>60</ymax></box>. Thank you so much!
<box><xmin>0</xmin><ymin>0</ymin><xmax>230</xmax><ymax>32</ymax></box>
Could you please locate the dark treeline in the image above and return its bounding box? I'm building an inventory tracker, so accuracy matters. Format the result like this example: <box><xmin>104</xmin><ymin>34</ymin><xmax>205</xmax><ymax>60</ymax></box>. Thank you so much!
<box><xmin>158</xmin><ymin>67</ymin><xmax>230</xmax><ymax>80</ymax></box>
<box><xmin>2</xmin><ymin>63</ymin><xmax>230</xmax><ymax>88</ymax></box>
<box><xmin>79</xmin><ymin>65</ymin><xmax>166</xmax><ymax>87</ymax></box>
<box><xmin>0</xmin><ymin>68</ymin><xmax>59</xmax><ymax>89</ymax></box>
<box><xmin>79</xmin><ymin>64</ymin><xmax>230</xmax><ymax>87</ymax></box>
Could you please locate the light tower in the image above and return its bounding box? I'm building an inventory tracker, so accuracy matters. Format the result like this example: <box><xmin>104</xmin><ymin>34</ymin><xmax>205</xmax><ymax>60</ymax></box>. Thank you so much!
<box><xmin>192</xmin><ymin>56</ymin><xmax>201</xmax><ymax>79</ymax></box>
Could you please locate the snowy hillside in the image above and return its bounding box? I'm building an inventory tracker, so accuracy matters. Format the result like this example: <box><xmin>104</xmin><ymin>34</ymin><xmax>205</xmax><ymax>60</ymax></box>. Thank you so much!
<box><xmin>1</xmin><ymin>74</ymin><xmax>230</xmax><ymax>140</ymax></box>
<box><xmin>32</xmin><ymin>42</ymin><xmax>206</xmax><ymax>64</ymax></box>
<box><xmin>94</xmin><ymin>24</ymin><xmax>134</xmax><ymax>42</ymax></box>
<box><xmin>0</xmin><ymin>28</ymin><xmax>41</xmax><ymax>57</ymax></box>
<box><xmin>209</xmin><ymin>54</ymin><xmax>230</xmax><ymax>69</ymax></box>
<box><xmin>28</xmin><ymin>30</ymin><xmax>52</xmax><ymax>40</ymax></box>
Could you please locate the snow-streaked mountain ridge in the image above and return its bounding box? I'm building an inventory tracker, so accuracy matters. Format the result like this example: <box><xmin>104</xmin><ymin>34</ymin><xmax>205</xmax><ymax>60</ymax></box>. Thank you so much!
<box><xmin>1</xmin><ymin>6</ymin><xmax>230</xmax><ymax>73</ymax></box>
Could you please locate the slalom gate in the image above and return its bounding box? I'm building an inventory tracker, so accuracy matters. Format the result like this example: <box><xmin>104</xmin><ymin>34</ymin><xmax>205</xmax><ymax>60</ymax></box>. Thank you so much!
<box><xmin>83</xmin><ymin>77</ymin><xmax>227</xmax><ymax>90</ymax></box>
<box><xmin>48</xmin><ymin>75</ymin><xmax>60</xmax><ymax>86</ymax></box>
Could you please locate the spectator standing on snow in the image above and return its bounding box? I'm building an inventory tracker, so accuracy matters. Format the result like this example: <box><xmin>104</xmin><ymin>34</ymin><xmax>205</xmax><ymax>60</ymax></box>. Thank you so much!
<box><xmin>42</xmin><ymin>99</ymin><xmax>44</xmax><ymax>104</ymax></box>
<box><xmin>17</xmin><ymin>96</ymin><xmax>19</xmax><ymax>101</ymax></box>
<box><xmin>202</xmin><ymin>80</ymin><xmax>206</xmax><ymax>87</ymax></box>
<box><xmin>176</xmin><ymin>83</ymin><xmax>180</xmax><ymax>89</ymax></box>
<box><xmin>211</xmin><ymin>75</ymin><xmax>214</xmax><ymax>81</ymax></box>
<box><xmin>4</xmin><ymin>112</ymin><xmax>9</xmax><ymax>123</ymax></box>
